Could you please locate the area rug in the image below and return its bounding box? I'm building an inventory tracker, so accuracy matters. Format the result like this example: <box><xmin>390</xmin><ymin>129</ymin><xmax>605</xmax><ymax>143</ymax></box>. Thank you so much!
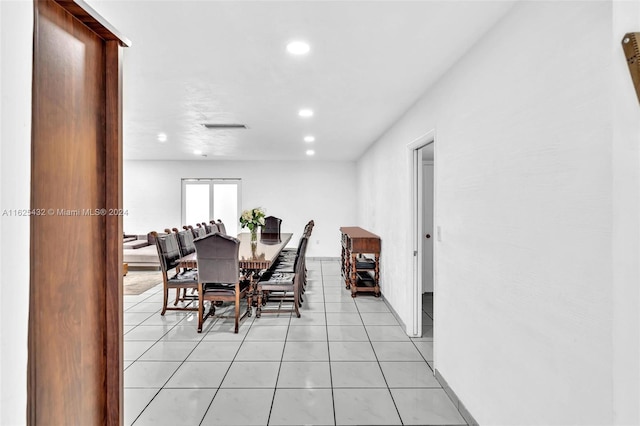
<box><xmin>123</xmin><ymin>270</ymin><xmax>163</xmax><ymax>295</ymax></box>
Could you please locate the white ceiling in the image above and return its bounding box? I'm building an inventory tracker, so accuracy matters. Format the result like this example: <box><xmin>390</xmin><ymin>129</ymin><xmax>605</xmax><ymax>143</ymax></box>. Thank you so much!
<box><xmin>89</xmin><ymin>1</ymin><xmax>514</xmax><ymax>161</ymax></box>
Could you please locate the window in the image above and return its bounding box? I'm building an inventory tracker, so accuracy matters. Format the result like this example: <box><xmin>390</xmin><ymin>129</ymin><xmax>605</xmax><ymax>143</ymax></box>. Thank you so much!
<box><xmin>181</xmin><ymin>179</ymin><xmax>241</xmax><ymax>236</ymax></box>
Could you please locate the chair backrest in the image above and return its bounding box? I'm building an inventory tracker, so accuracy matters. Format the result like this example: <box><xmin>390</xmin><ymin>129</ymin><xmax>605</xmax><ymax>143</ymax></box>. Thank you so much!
<box><xmin>175</xmin><ymin>229</ymin><xmax>196</xmax><ymax>256</ymax></box>
<box><xmin>183</xmin><ymin>225</ymin><xmax>196</xmax><ymax>238</ymax></box>
<box><xmin>262</xmin><ymin>216</ymin><xmax>282</xmax><ymax>235</ymax></box>
<box><xmin>215</xmin><ymin>219</ymin><xmax>227</xmax><ymax>235</ymax></box>
<box><xmin>152</xmin><ymin>231</ymin><xmax>182</xmax><ymax>273</ymax></box>
<box><xmin>190</xmin><ymin>225</ymin><xmax>206</xmax><ymax>239</ymax></box>
<box><xmin>293</xmin><ymin>236</ymin><xmax>308</xmax><ymax>270</ymax></box>
<box><xmin>304</xmin><ymin>220</ymin><xmax>314</xmax><ymax>237</ymax></box>
<box><xmin>193</xmin><ymin>233</ymin><xmax>240</xmax><ymax>284</ymax></box>
<box><xmin>204</xmin><ymin>222</ymin><xmax>219</xmax><ymax>234</ymax></box>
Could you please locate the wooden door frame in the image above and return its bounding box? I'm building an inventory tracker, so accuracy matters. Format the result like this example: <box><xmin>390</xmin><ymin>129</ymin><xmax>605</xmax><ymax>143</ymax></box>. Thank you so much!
<box><xmin>29</xmin><ymin>1</ymin><xmax>129</xmax><ymax>424</ymax></box>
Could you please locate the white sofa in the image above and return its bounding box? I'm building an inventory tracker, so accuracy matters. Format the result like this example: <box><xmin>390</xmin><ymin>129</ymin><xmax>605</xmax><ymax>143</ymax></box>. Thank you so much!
<box><xmin>123</xmin><ymin>234</ymin><xmax>160</xmax><ymax>269</ymax></box>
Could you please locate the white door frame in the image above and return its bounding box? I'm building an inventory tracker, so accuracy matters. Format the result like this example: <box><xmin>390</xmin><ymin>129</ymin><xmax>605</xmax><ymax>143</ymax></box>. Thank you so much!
<box><xmin>406</xmin><ymin>130</ymin><xmax>436</xmax><ymax>338</ymax></box>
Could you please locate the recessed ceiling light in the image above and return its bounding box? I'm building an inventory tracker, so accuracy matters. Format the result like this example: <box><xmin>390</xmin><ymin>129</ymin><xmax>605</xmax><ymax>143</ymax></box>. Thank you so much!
<box><xmin>157</xmin><ymin>133</ymin><xmax>167</xmax><ymax>142</ymax></box>
<box><xmin>306</xmin><ymin>149</ymin><xmax>315</xmax><ymax>156</ymax></box>
<box><xmin>298</xmin><ymin>109</ymin><xmax>313</xmax><ymax>118</ymax></box>
<box><xmin>304</xmin><ymin>136</ymin><xmax>315</xmax><ymax>143</ymax></box>
<box><xmin>286</xmin><ymin>41</ymin><xmax>310</xmax><ymax>55</ymax></box>
<box><xmin>193</xmin><ymin>149</ymin><xmax>202</xmax><ymax>155</ymax></box>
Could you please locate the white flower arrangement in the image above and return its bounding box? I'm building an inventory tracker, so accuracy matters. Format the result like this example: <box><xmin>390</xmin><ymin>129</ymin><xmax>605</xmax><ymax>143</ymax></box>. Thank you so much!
<box><xmin>239</xmin><ymin>207</ymin><xmax>266</xmax><ymax>232</ymax></box>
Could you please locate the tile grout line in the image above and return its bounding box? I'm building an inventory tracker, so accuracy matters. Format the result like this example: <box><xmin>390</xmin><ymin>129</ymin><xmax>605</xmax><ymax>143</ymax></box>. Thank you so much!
<box><xmin>322</xmin><ymin>260</ymin><xmax>338</xmax><ymax>426</ymax></box>
<box><xmin>128</xmin><ymin>299</ymin><xmax>210</xmax><ymax>425</ymax></box>
<box><xmin>126</xmin><ymin>287</ymin><xmax>251</xmax><ymax>425</ymax></box>
<box><xmin>125</xmin><ymin>284</ymin><xmax>267</xmax><ymax>425</ymax></box>
<box><xmin>353</xmin><ymin>287</ymin><xmax>405</xmax><ymax>426</ymax></box>
<box><xmin>197</xmin><ymin>302</ymin><xmax>259</xmax><ymax>426</ymax></box>
<box><xmin>266</xmin><ymin>309</ymin><xmax>293</xmax><ymax>426</ymax></box>
<box><xmin>124</xmin><ymin>300</ymin><xmax>192</xmax><ymax>369</ymax></box>
<box><xmin>412</xmin><ymin>296</ymin><xmax>469</xmax><ymax>425</ymax></box>
<box><xmin>127</xmin><ymin>262</ymin><xmax>452</xmax><ymax>426</ymax></box>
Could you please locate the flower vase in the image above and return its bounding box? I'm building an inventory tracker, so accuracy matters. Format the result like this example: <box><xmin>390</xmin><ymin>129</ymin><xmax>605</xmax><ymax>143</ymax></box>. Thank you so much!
<box><xmin>250</xmin><ymin>229</ymin><xmax>258</xmax><ymax>245</ymax></box>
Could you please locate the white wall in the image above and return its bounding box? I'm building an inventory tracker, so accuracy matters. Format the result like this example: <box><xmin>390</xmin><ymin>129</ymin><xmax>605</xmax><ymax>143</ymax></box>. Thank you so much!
<box><xmin>0</xmin><ymin>1</ymin><xmax>33</xmax><ymax>425</ymax></box>
<box><xmin>124</xmin><ymin>160</ymin><xmax>357</xmax><ymax>257</ymax></box>
<box><xmin>612</xmin><ymin>1</ymin><xmax>640</xmax><ymax>424</ymax></box>
<box><xmin>358</xmin><ymin>2</ymin><xmax>619</xmax><ymax>424</ymax></box>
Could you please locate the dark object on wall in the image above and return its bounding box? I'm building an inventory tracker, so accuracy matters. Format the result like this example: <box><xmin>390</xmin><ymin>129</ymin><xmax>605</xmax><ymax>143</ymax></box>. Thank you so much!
<box><xmin>622</xmin><ymin>32</ymin><xmax>640</xmax><ymax>104</ymax></box>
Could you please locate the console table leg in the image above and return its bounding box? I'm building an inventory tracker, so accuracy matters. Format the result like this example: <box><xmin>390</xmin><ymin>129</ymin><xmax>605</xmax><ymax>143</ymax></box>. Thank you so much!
<box><xmin>344</xmin><ymin>249</ymin><xmax>351</xmax><ymax>289</ymax></box>
<box><xmin>351</xmin><ymin>252</ymin><xmax>358</xmax><ymax>297</ymax></box>
<box><xmin>374</xmin><ymin>253</ymin><xmax>381</xmax><ymax>297</ymax></box>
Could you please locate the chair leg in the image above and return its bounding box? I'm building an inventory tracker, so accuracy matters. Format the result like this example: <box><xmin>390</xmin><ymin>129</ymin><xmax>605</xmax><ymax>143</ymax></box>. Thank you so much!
<box><xmin>294</xmin><ymin>283</ymin><xmax>301</xmax><ymax>318</ymax></box>
<box><xmin>234</xmin><ymin>293</ymin><xmax>240</xmax><ymax>333</ymax></box>
<box><xmin>197</xmin><ymin>294</ymin><xmax>204</xmax><ymax>333</ymax></box>
<box><xmin>161</xmin><ymin>285</ymin><xmax>169</xmax><ymax>316</ymax></box>
<box><xmin>246</xmin><ymin>292</ymin><xmax>252</xmax><ymax>317</ymax></box>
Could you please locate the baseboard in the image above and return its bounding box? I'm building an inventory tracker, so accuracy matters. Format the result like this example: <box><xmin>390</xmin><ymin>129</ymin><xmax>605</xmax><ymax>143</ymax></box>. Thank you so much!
<box><xmin>435</xmin><ymin>369</ymin><xmax>479</xmax><ymax>426</ymax></box>
<box><xmin>383</xmin><ymin>296</ymin><xmax>407</xmax><ymax>331</ymax></box>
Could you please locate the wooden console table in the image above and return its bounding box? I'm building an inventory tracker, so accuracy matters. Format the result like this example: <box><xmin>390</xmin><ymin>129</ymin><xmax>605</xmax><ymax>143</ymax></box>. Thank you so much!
<box><xmin>340</xmin><ymin>227</ymin><xmax>381</xmax><ymax>297</ymax></box>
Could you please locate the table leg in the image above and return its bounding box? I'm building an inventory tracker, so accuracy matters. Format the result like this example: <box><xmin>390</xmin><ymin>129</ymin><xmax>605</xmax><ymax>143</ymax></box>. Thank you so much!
<box><xmin>246</xmin><ymin>285</ymin><xmax>253</xmax><ymax>318</ymax></box>
<box><xmin>256</xmin><ymin>282</ymin><xmax>263</xmax><ymax>318</ymax></box>
<box><xmin>245</xmin><ymin>272</ymin><xmax>254</xmax><ymax>317</ymax></box>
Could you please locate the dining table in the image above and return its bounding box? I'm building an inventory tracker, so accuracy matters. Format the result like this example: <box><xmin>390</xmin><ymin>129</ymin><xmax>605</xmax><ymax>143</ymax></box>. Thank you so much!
<box><xmin>177</xmin><ymin>232</ymin><xmax>293</xmax><ymax>317</ymax></box>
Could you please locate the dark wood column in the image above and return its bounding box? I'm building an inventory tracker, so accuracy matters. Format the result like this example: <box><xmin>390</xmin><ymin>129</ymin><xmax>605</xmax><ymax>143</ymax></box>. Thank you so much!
<box><xmin>29</xmin><ymin>1</ymin><xmax>129</xmax><ymax>424</ymax></box>
<box><xmin>104</xmin><ymin>39</ymin><xmax>125</xmax><ymax>426</ymax></box>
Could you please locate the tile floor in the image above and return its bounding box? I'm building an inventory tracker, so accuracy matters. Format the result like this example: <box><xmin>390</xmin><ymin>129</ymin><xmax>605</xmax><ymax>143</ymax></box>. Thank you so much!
<box><xmin>123</xmin><ymin>259</ymin><xmax>466</xmax><ymax>426</ymax></box>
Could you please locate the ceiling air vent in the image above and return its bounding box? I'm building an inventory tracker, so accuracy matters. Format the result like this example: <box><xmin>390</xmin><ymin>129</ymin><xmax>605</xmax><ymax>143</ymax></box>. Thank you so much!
<box><xmin>201</xmin><ymin>123</ymin><xmax>248</xmax><ymax>129</ymax></box>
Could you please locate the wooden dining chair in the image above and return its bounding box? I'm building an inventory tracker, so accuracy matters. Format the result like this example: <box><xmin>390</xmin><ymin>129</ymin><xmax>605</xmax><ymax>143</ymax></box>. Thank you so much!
<box><xmin>272</xmin><ymin>236</ymin><xmax>307</xmax><ymax>274</ymax></box>
<box><xmin>213</xmin><ymin>219</ymin><xmax>227</xmax><ymax>235</ymax></box>
<box><xmin>171</xmin><ymin>227</ymin><xmax>199</xmax><ymax>303</ymax></box>
<box><xmin>262</xmin><ymin>215</ymin><xmax>282</xmax><ymax>235</ymax></box>
<box><xmin>193</xmin><ymin>233</ymin><xmax>251</xmax><ymax>333</ymax></box>
<box><xmin>194</xmin><ymin>223</ymin><xmax>210</xmax><ymax>237</ymax></box>
<box><xmin>279</xmin><ymin>220</ymin><xmax>313</xmax><ymax>291</ymax></box>
<box><xmin>257</xmin><ymin>237</ymin><xmax>307</xmax><ymax>317</ymax></box>
<box><xmin>276</xmin><ymin>233</ymin><xmax>311</xmax><ymax>301</ymax></box>
<box><xmin>202</xmin><ymin>222</ymin><xmax>219</xmax><ymax>234</ymax></box>
<box><xmin>184</xmin><ymin>224</ymin><xmax>206</xmax><ymax>239</ymax></box>
<box><xmin>173</xmin><ymin>228</ymin><xmax>196</xmax><ymax>257</ymax></box>
<box><xmin>151</xmin><ymin>231</ymin><xmax>199</xmax><ymax>315</ymax></box>
<box><xmin>280</xmin><ymin>219</ymin><xmax>314</xmax><ymax>258</ymax></box>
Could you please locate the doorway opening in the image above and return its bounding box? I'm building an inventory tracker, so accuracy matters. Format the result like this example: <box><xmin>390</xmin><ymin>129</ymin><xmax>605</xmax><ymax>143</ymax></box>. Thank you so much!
<box><xmin>407</xmin><ymin>130</ymin><xmax>436</xmax><ymax>340</ymax></box>
<box><xmin>420</xmin><ymin>147</ymin><xmax>435</xmax><ymax>340</ymax></box>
